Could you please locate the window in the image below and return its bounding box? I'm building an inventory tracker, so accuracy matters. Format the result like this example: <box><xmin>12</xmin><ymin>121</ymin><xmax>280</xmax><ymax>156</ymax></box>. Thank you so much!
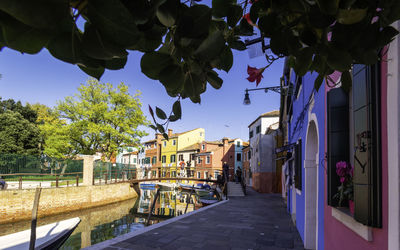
<box><xmin>162</xmin><ymin>155</ymin><xmax>166</xmax><ymax>163</ymax></box>
<box><xmin>172</xmin><ymin>171</ymin><xmax>176</xmax><ymax>177</ymax></box>
<box><xmin>173</xmin><ymin>140</ymin><xmax>176</xmax><ymax>146</ymax></box>
<box><xmin>249</xmin><ymin>130</ymin><xmax>253</xmax><ymax>138</ymax></box>
<box><xmin>204</xmin><ymin>171</ymin><xmax>208</xmax><ymax>179</ymax></box>
<box><xmin>237</xmin><ymin>141</ymin><xmax>241</xmax><ymax>147</ymax></box>
<box><xmin>327</xmin><ymin>64</ymin><xmax>382</xmax><ymax>227</ymax></box>
<box><xmin>214</xmin><ymin>171</ymin><xmax>220</xmax><ymax>179</ymax></box>
<box><xmin>294</xmin><ymin>140</ymin><xmax>302</xmax><ymax>190</ymax></box>
<box><xmin>197</xmin><ymin>172</ymin><xmax>201</xmax><ymax>179</ymax></box>
<box><xmin>170</xmin><ymin>154</ymin><xmax>176</xmax><ymax>163</ymax></box>
<box><xmin>162</xmin><ymin>171</ymin><xmax>166</xmax><ymax>177</ymax></box>
<box><xmin>198</xmin><ymin>157</ymin><xmax>202</xmax><ymax>164</ymax></box>
<box><xmin>206</xmin><ymin>156</ymin><xmax>210</xmax><ymax>164</ymax></box>
<box><xmin>145</xmin><ymin>157</ymin><xmax>150</xmax><ymax>164</ymax></box>
<box><xmin>190</xmin><ymin>154</ymin><xmax>195</xmax><ymax>160</ymax></box>
<box><xmin>152</xmin><ymin>170</ymin><xmax>157</xmax><ymax>177</ymax></box>
<box><xmin>133</xmin><ymin>158</ymin><xmax>137</xmax><ymax>163</ymax></box>
<box><xmin>163</xmin><ymin>141</ymin><xmax>166</xmax><ymax>147</ymax></box>
<box><xmin>152</xmin><ymin>156</ymin><xmax>157</xmax><ymax>164</ymax></box>
<box><xmin>236</xmin><ymin>153</ymin><xmax>241</xmax><ymax>162</ymax></box>
<box><xmin>248</xmin><ymin>151</ymin><xmax>251</xmax><ymax>159</ymax></box>
<box><xmin>178</xmin><ymin>154</ymin><xmax>183</xmax><ymax>161</ymax></box>
<box><xmin>202</xmin><ymin>144</ymin><xmax>205</xmax><ymax>150</ymax></box>
<box><xmin>256</xmin><ymin>125</ymin><xmax>261</xmax><ymax>134</ymax></box>
<box><xmin>200</xmin><ymin>132</ymin><xmax>203</xmax><ymax>136</ymax></box>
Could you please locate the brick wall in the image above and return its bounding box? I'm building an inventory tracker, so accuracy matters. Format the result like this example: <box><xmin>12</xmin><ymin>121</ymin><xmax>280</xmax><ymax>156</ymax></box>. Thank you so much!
<box><xmin>0</xmin><ymin>183</ymin><xmax>137</xmax><ymax>224</ymax></box>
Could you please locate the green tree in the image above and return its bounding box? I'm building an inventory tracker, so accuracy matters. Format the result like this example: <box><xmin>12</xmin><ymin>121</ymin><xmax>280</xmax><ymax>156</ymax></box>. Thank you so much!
<box><xmin>0</xmin><ymin>97</ymin><xmax>37</xmax><ymax>123</ymax></box>
<box><xmin>45</xmin><ymin>78</ymin><xmax>149</xmax><ymax>160</ymax></box>
<box><xmin>0</xmin><ymin>110</ymin><xmax>40</xmax><ymax>155</ymax></box>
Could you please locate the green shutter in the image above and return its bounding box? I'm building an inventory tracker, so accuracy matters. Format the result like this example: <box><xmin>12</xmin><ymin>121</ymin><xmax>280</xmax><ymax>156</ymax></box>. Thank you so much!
<box><xmin>352</xmin><ymin>64</ymin><xmax>382</xmax><ymax>227</ymax></box>
<box><xmin>327</xmin><ymin>88</ymin><xmax>350</xmax><ymax>206</ymax></box>
<box><xmin>294</xmin><ymin>139</ymin><xmax>302</xmax><ymax>190</ymax></box>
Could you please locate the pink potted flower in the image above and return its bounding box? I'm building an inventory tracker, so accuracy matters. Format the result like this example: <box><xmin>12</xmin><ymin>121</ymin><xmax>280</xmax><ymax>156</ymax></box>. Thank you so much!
<box><xmin>333</xmin><ymin>161</ymin><xmax>354</xmax><ymax>214</ymax></box>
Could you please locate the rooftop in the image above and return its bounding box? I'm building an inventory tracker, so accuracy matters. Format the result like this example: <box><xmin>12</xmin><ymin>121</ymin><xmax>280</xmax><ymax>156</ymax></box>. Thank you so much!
<box><xmin>248</xmin><ymin>110</ymin><xmax>280</xmax><ymax>128</ymax></box>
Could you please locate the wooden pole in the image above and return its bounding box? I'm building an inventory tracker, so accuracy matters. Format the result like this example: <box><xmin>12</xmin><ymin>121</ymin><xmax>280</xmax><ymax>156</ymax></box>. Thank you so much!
<box><xmin>146</xmin><ymin>189</ymin><xmax>160</xmax><ymax>226</ymax></box>
<box><xmin>76</xmin><ymin>175</ymin><xmax>79</xmax><ymax>186</ymax></box>
<box><xmin>185</xmin><ymin>185</ymin><xmax>195</xmax><ymax>214</ymax></box>
<box><xmin>29</xmin><ymin>187</ymin><xmax>42</xmax><ymax>250</ymax></box>
<box><xmin>19</xmin><ymin>176</ymin><xmax>22</xmax><ymax>189</ymax></box>
<box><xmin>56</xmin><ymin>176</ymin><xmax>59</xmax><ymax>188</ymax></box>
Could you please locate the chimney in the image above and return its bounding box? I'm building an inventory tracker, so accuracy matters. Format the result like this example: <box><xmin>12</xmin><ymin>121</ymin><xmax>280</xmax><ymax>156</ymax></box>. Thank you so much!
<box><xmin>168</xmin><ymin>129</ymin><xmax>173</xmax><ymax>137</ymax></box>
<box><xmin>155</xmin><ymin>133</ymin><xmax>162</xmax><ymax>141</ymax></box>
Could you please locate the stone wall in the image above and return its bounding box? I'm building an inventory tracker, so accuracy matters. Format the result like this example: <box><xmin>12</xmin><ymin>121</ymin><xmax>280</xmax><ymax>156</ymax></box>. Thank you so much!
<box><xmin>252</xmin><ymin>172</ymin><xmax>277</xmax><ymax>193</ymax></box>
<box><xmin>0</xmin><ymin>183</ymin><xmax>137</xmax><ymax>224</ymax></box>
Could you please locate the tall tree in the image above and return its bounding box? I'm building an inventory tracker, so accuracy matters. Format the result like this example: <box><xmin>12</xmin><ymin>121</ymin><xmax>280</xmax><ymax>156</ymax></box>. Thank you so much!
<box><xmin>45</xmin><ymin>79</ymin><xmax>149</xmax><ymax>160</ymax></box>
<box><xmin>0</xmin><ymin>110</ymin><xmax>40</xmax><ymax>155</ymax></box>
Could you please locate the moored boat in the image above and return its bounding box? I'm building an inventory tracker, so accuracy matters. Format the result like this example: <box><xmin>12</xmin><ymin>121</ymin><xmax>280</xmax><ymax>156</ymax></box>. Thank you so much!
<box><xmin>0</xmin><ymin>217</ymin><xmax>80</xmax><ymax>250</ymax></box>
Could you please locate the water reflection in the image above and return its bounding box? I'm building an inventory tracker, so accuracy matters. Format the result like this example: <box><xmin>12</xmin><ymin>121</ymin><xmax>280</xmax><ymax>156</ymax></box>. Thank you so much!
<box><xmin>0</xmin><ymin>187</ymin><xmax>203</xmax><ymax>249</ymax></box>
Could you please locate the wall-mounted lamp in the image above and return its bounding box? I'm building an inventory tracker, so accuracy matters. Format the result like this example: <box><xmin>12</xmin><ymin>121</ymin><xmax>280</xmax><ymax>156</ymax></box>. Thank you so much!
<box><xmin>243</xmin><ymin>86</ymin><xmax>282</xmax><ymax>105</ymax></box>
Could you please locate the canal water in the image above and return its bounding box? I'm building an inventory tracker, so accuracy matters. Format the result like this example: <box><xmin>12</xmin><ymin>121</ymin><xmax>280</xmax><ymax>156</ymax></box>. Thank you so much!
<box><xmin>0</xmin><ymin>187</ymin><xmax>204</xmax><ymax>249</ymax></box>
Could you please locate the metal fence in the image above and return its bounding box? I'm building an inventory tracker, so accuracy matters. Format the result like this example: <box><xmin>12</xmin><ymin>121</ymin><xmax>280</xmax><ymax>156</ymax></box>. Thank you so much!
<box><xmin>93</xmin><ymin>161</ymin><xmax>136</xmax><ymax>183</ymax></box>
<box><xmin>0</xmin><ymin>154</ymin><xmax>83</xmax><ymax>176</ymax></box>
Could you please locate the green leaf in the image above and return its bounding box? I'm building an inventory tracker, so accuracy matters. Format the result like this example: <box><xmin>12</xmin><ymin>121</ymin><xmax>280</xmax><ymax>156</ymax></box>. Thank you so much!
<box><xmin>270</xmin><ymin>31</ymin><xmax>288</xmax><ymax>55</ymax></box>
<box><xmin>340</xmin><ymin>71</ymin><xmax>352</xmax><ymax>93</ymax></box>
<box><xmin>294</xmin><ymin>47</ymin><xmax>314</xmax><ymax>76</ymax></box>
<box><xmin>212</xmin><ymin>0</ymin><xmax>233</xmax><ymax>18</ymax></box>
<box><xmin>236</xmin><ymin>18</ymin><xmax>254</xmax><ymax>36</ymax></box>
<box><xmin>258</xmin><ymin>13</ymin><xmax>279</xmax><ymax>37</ymax></box>
<box><xmin>1</xmin><ymin>14</ymin><xmax>50</xmax><ymax>54</ymax></box>
<box><xmin>149</xmin><ymin>125</ymin><xmax>157</xmax><ymax>130</ymax></box>
<box><xmin>229</xmin><ymin>40</ymin><xmax>246</xmax><ymax>51</ymax></box>
<box><xmin>315</xmin><ymin>0</ymin><xmax>339</xmax><ymax>16</ymax></box>
<box><xmin>156</xmin><ymin>124</ymin><xmax>165</xmax><ymax>133</ymax></box>
<box><xmin>206</xmin><ymin>71</ymin><xmax>223</xmax><ymax>89</ymax></box>
<box><xmin>377</xmin><ymin>26</ymin><xmax>399</xmax><ymax>48</ymax></box>
<box><xmin>169</xmin><ymin>115</ymin><xmax>179</xmax><ymax>122</ymax></box>
<box><xmin>86</xmin><ymin>0</ymin><xmax>141</xmax><ymax>47</ymax></box>
<box><xmin>211</xmin><ymin>46</ymin><xmax>233</xmax><ymax>72</ymax></box>
<box><xmin>104</xmin><ymin>57</ymin><xmax>128</xmax><ymax>70</ymax></box>
<box><xmin>141</xmin><ymin>52</ymin><xmax>174</xmax><ymax>80</ymax></box>
<box><xmin>227</xmin><ymin>4</ymin><xmax>242</xmax><ymax>28</ymax></box>
<box><xmin>162</xmin><ymin>132</ymin><xmax>169</xmax><ymax>140</ymax></box>
<box><xmin>156</xmin><ymin>0</ymin><xmax>177</xmax><ymax>27</ymax></box>
<box><xmin>81</xmin><ymin>24</ymin><xmax>128</xmax><ymax>60</ymax></box>
<box><xmin>337</xmin><ymin>8</ymin><xmax>367</xmax><ymax>24</ymax></box>
<box><xmin>78</xmin><ymin>65</ymin><xmax>105</xmax><ymax>80</ymax></box>
<box><xmin>159</xmin><ymin>64</ymin><xmax>185</xmax><ymax>95</ymax></box>
<box><xmin>47</xmin><ymin>32</ymin><xmax>79</xmax><ymax>64</ymax></box>
<box><xmin>194</xmin><ymin>30</ymin><xmax>226</xmax><ymax>61</ymax></box>
<box><xmin>314</xmin><ymin>74</ymin><xmax>324</xmax><ymax>91</ymax></box>
<box><xmin>0</xmin><ymin>0</ymin><xmax>71</xmax><ymax>30</ymax></box>
<box><xmin>155</xmin><ymin>107</ymin><xmax>167</xmax><ymax>120</ymax></box>
<box><xmin>326</xmin><ymin>46</ymin><xmax>352</xmax><ymax>72</ymax></box>
<box><xmin>172</xmin><ymin>100</ymin><xmax>181</xmax><ymax>119</ymax></box>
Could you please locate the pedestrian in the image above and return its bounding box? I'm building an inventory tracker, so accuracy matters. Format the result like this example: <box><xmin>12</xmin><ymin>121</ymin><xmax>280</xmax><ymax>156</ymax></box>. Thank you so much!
<box><xmin>0</xmin><ymin>177</ymin><xmax>7</xmax><ymax>190</ymax></box>
<box><xmin>223</xmin><ymin>162</ymin><xmax>229</xmax><ymax>182</ymax></box>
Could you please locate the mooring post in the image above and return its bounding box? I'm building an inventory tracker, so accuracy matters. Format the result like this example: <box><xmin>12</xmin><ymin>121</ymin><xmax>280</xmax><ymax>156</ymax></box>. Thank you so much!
<box><xmin>76</xmin><ymin>175</ymin><xmax>79</xmax><ymax>186</ymax></box>
<box><xmin>29</xmin><ymin>187</ymin><xmax>42</xmax><ymax>250</ymax></box>
<box><xmin>19</xmin><ymin>176</ymin><xmax>22</xmax><ymax>189</ymax></box>
<box><xmin>56</xmin><ymin>176</ymin><xmax>59</xmax><ymax>188</ymax></box>
<box><xmin>185</xmin><ymin>185</ymin><xmax>195</xmax><ymax>214</ymax></box>
<box><xmin>146</xmin><ymin>188</ymin><xmax>160</xmax><ymax>226</ymax></box>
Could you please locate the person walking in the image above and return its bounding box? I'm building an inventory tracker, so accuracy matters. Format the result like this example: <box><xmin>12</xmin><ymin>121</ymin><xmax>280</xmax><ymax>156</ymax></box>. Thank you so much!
<box><xmin>223</xmin><ymin>162</ymin><xmax>229</xmax><ymax>183</ymax></box>
<box><xmin>0</xmin><ymin>177</ymin><xmax>7</xmax><ymax>190</ymax></box>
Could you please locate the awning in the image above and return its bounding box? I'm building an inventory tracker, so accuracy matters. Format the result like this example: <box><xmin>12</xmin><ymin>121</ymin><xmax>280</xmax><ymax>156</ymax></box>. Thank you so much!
<box><xmin>275</xmin><ymin>143</ymin><xmax>296</xmax><ymax>154</ymax></box>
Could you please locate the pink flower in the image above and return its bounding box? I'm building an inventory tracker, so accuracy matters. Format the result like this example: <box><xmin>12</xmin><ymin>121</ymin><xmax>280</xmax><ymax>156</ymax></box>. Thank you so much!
<box><xmin>336</xmin><ymin>161</ymin><xmax>347</xmax><ymax>177</ymax></box>
<box><xmin>247</xmin><ymin>65</ymin><xmax>265</xmax><ymax>86</ymax></box>
<box><xmin>243</xmin><ymin>13</ymin><xmax>255</xmax><ymax>26</ymax></box>
<box><xmin>340</xmin><ymin>177</ymin><xmax>346</xmax><ymax>183</ymax></box>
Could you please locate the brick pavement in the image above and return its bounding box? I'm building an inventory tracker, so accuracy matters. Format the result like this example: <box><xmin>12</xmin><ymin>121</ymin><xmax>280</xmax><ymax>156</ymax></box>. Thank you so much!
<box><xmin>100</xmin><ymin>188</ymin><xmax>304</xmax><ymax>250</ymax></box>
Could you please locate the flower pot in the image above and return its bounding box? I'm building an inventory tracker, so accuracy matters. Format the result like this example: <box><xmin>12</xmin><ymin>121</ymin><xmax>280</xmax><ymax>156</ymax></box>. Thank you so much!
<box><xmin>349</xmin><ymin>200</ymin><xmax>354</xmax><ymax>215</ymax></box>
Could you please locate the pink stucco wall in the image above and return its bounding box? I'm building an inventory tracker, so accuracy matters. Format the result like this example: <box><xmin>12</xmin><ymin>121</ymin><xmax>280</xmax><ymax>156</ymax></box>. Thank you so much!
<box><xmin>324</xmin><ymin>56</ymin><xmax>388</xmax><ymax>250</ymax></box>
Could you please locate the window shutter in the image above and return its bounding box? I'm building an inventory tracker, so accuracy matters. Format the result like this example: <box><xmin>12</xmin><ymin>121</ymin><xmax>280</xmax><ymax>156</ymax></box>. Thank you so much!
<box><xmin>352</xmin><ymin>64</ymin><xmax>382</xmax><ymax>227</ymax></box>
<box><xmin>327</xmin><ymin>88</ymin><xmax>350</xmax><ymax>206</ymax></box>
<box><xmin>294</xmin><ymin>139</ymin><xmax>302</xmax><ymax>190</ymax></box>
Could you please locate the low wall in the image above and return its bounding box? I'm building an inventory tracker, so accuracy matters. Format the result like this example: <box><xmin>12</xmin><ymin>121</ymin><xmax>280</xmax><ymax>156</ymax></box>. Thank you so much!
<box><xmin>0</xmin><ymin>183</ymin><xmax>137</xmax><ymax>224</ymax></box>
<box><xmin>252</xmin><ymin>172</ymin><xmax>277</xmax><ymax>193</ymax></box>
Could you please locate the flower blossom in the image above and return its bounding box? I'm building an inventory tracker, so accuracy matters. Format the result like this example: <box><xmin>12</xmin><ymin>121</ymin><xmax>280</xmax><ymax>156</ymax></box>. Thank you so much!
<box><xmin>247</xmin><ymin>65</ymin><xmax>266</xmax><ymax>86</ymax></box>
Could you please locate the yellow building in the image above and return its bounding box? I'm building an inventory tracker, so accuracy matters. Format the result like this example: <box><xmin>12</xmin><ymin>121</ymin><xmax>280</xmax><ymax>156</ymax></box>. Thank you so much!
<box><xmin>160</xmin><ymin>128</ymin><xmax>205</xmax><ymax>179</ymax></box>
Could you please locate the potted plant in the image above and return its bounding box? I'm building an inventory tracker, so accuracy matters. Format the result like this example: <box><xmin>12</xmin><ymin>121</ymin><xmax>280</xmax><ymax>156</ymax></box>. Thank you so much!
<box><xmin>333</xmin><ymin>161</ymin><xmax>354</xmax><ymax>214</ymax></box>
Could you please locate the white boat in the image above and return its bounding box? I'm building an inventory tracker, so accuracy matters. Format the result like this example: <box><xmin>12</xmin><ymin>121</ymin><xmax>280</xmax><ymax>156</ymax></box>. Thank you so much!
<box><xmin>0</xmin><ymin>217</ymin><xmax>80</xmax><ymax>250</ymax></box>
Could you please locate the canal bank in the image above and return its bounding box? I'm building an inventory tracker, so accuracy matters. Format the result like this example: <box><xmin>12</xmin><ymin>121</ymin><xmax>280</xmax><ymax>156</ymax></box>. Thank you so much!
<box><xmin>0</xmin><ymin>182</ymin><xmax>137</xmax><ymax>224</ymax></box>
<box><xmin>85</xmin><ymin>188</ymin><xmax>304</xmax><ymax>249</ymax></box>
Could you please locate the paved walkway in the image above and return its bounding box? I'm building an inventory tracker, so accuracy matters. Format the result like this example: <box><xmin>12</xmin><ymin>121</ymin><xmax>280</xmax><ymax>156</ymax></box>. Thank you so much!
<box><xmin>102</xmin><ymin>188</ymin><xmax>304</xmax><ymax>250</ymax></box>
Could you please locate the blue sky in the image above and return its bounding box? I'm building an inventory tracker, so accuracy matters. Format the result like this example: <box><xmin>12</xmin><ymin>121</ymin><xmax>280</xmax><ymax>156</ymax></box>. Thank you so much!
<box><xmin>0</xmin><ymin>23</ymin><xmax>284</xmax><ymax>143</ymax></box>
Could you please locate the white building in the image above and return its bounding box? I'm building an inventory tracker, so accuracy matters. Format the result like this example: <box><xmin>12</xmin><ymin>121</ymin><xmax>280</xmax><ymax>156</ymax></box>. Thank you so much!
<box><xmin>248</xmin><ymin>110</ymin><xmax>279</xmax><ymax>193</ymax></box>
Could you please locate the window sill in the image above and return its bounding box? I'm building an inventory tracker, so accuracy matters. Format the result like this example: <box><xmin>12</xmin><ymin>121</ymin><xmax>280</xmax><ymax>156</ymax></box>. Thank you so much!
<box><xmin>331</xmin><ymin>207</ymin><xmax>373</xmax><ymax>241</ymax></box>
